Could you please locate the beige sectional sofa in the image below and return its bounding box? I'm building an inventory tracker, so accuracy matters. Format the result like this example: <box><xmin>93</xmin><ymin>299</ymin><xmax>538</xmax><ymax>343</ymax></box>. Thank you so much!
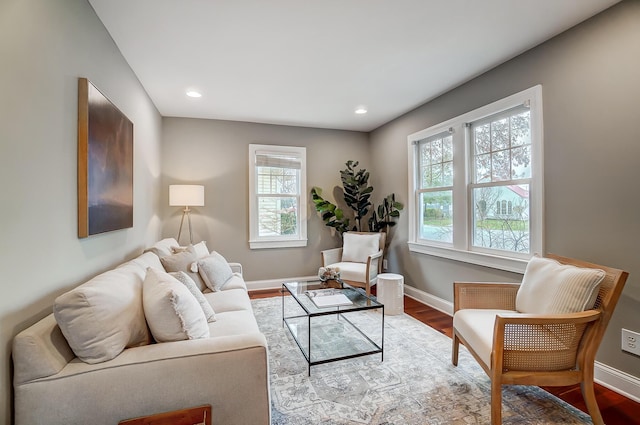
<box><xmin>12</xmin><ymin>238</ymin><xmax>270</xmax><ymax>425</ymax></box>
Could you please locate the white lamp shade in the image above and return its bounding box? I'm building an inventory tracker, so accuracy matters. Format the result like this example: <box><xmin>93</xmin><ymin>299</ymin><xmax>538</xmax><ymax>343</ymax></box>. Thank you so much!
<box><xmin>169</xmin><ymin>185</ymin><xmax>205</xmax><ymax>206</ymax></box>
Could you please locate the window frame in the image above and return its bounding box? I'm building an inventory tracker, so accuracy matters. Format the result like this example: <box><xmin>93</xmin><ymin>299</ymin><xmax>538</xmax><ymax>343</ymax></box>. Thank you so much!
<box><xmin>249</xmin><ymin>144</ymin><xmax>307</xmax><ymax>249</ymax></box>
<box><xmin>416</xmin><ymin>130</ymin><xmax>455</xmax><ymax>245</ymax></box>
<box><xmin>407</xmin><ymin>85</ymin><xmax>544</xmax><ymax>273</ymax></box>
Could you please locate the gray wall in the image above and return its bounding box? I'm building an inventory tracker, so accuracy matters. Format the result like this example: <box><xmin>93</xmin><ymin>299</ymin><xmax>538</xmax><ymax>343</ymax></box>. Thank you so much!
<box><xmin>0</xmin><ymin>1</ymin><xmax>163</xmax><ymax>423</ymax></box>
<box><xmin>161</xmin><ymin>118</ymin><xmax>370</xmax><ymax>281</ymax></box>
<box><xmin>370</xmin><ymin>0</ymin><xmax>640</xmax><ymax>378</ymax></box>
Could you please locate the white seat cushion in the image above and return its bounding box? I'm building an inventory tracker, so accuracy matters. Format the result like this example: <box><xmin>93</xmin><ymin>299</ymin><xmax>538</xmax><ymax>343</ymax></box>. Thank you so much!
<box><xmin>326</xmin><ymin>261</ymin><xmax>367</xmax><ymax>283</ymax></box>
<box><xmin>455</xmin><ymin>308</ymin><xmax>579</xmax><ymax>370</ymax></box>
<box><xmin>453</xmin><ymin>309</ymin><xmax>516</xmax><ymax>367</ymax></box>
<box><xmin>203</xmin><ymin>288</ymin><xmax>253</xmax><ymax>314</ymax></box>
<box><xmin>208</xmin><ymin>310</ymin><xmax>260</xmax><ymax>337</ymax></box>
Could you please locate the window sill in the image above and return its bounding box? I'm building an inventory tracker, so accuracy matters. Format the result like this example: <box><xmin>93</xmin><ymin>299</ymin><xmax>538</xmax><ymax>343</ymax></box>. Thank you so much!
<box><xmin>249</xmin><ymin>238</ymin><xmax>308</xmax><ymax>250</ymax></box>
<box><xmin>407</xmin><ymin>242</ymin><xmax>528</xmax><ymax>274</ymax></box>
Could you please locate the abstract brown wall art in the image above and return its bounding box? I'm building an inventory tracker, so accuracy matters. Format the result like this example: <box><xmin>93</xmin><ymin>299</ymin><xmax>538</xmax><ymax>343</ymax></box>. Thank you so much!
<box><xmin>77</xmin><ymin>78</ymin><xmax>133</xmax><ymax>238</ymax></box>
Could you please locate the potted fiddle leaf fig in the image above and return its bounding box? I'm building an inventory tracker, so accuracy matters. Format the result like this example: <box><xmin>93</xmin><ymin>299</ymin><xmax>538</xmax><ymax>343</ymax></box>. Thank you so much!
<box><xmin>311</xmin><ymin>160</ymin><xmax>403</xmax><ymax>236</ymax></box>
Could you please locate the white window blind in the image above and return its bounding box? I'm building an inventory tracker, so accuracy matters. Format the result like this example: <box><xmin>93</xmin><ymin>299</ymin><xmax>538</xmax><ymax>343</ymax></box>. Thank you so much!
<box><xmin>249</xmin><ymin>145</ymin><xmax>307</xmax><ymax>249</ymax></box>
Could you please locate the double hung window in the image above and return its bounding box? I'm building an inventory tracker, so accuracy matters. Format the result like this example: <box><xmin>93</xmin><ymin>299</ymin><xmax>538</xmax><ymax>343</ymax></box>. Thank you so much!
<box><xmin>249</xmin><ymin>144</ymin><xmax>307</xmax><ymax>249</ymax></box>
<box><xmin>408</xmin><ymin>86</ymin><xmax>543</xmax><ymax>272</ymax></box>
<box><xmin>416</xmin><ymin>131</ymin><xmax>454</xmax><ymax>244</ymax></box>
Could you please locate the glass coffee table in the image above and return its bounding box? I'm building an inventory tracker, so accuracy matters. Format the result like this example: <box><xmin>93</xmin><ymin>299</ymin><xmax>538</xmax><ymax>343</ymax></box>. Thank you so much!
<box><xmin>282</xmin><ymin>280</ymin><xmax>384</xmax><ymax>375</ymax></box>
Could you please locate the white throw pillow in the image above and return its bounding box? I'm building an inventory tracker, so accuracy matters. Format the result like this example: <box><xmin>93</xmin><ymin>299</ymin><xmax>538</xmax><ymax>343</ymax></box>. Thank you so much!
<box><xmin>143</xmin><ymin>268</ymin><xmax>210</xmax><ymax>342</ymax></box>
<box><xmin>53</xmin><ymin>263</ymin><xmax>151</xmax><ymax>364</ymax></box>
<box><xmin>170</xmin><ymin>271</ymin><xmax>216</xmax><ymax>322</ymax></box>
<box><xmin>516</xmin><ymin>255</ymin><xmax>605</xmax><ymax>314</ymax></box>
<box><xmin>198</xmin><ymin>251</ymin><xmax>234</xmax><ymax>291</ymax></box>
<box><xmin>341</xmin><ymin>233</ymin><xmax>381</xmax><ymax>263</ymax></box>
<box><xmin>172</xmin><ymin>241</ymin><xmax>209</xmax><ymax>259</ymax></box>
<box><xmin>143</xmin><ymin>237</ymin><xmax>181</xmax><ymax>259</ymax></box>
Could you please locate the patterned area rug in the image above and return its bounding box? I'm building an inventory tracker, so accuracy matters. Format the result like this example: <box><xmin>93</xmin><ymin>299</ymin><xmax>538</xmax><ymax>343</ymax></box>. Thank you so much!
<box><xmin>252</xmin><ymin>296</ymin><xmax>593</xmax><ymax>425</ymax></box>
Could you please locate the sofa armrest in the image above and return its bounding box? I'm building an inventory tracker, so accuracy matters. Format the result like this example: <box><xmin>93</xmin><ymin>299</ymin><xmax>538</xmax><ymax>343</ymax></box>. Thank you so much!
<box><xmin>15</xmin><ymin>333</ymin><xmax>270</xmax><ymax>425</ymax></box>
<box><xmin>321</xmin><ymin>248</ymin><xmax>342</xmax><ymax>266</ymax></box>
<box><xmin>228</xmin><ymin>262</ymin><xmax>242</xmax><ymax>275</ymax></box>
<box><xmin>13</xmin><ymin>314</ymin><xmax>75</xmax><ymax>385</ymax></box>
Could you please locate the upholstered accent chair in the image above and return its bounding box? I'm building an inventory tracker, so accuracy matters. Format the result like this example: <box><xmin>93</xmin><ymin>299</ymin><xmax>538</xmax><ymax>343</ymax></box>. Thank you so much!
<box><xmin>452</xmin><ymin>254</ymin><xmax>628</xmax><ymax>425</ymax></box>
<box><xmin>321</xmin><ymin>231</ymin><xmax>386</xmax><ymax>297</ymax></box>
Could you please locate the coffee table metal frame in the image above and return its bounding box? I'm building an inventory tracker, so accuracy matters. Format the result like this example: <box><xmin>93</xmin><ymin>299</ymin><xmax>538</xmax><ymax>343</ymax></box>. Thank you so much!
<box><xmin>282</xmin><ymin>280</ymin><xmax>384</xmax><ymax>376</ymax></box>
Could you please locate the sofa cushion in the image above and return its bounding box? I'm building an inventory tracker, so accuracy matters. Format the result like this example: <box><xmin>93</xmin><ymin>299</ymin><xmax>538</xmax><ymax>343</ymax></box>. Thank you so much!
<box><xmin>207</xmin><ymin>310</ymin><xmax>260</xmax><ymax>338</ymax></box>
<box><xmin>143</xmin><ymin>237</ymin><xmax>180</xmax><ymax>258</ymax></box>
<box><xmin>342</xmin><ymin>232</ymin><xmax>380</xmax><ymax>263</ymax></box>
<box><xmin>160</xmin><ymin>245</ymin><xmax>207</xmax><ymax>291</ymax></box>
<box><xmin>203</xmin><ymin>288</ymin><xmax>253</xmax><ymax>314</ymax></box>
<box><xmin>53</xmin><ymin>262</ymin><xmax>151</xmax><ymax>364</ymax></box>
<box><xmin>143</xmin><ymin>268</ymin><xmax>209</xmax><ymax>342</ymax></box>
<box><xmin>516</xmin><ymin>255</ymin><xmax>605</xmax><ymax>314</ymax></box>
<box><xmin>169</xmin><ymin>271</ymin><xmax>216</xmax><ymax>322</ymax></box>
<box><xmin>118</xmin><ymin>251</ymin><xmax>164</xmax><ymax>275</ymax></box>
<box><xmin>198</xmin><ymin>251</ymin><xmax>234</xmax><ymax>291</ymax></box>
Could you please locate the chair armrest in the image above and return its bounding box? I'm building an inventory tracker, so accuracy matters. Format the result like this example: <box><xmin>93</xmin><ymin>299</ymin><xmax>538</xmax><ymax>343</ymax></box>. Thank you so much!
<box><xmin>366</xmin><ymin>249</ymin><xmax>384</xmax><ymax>276</ymax></box>
<box><xmin>321</xmin><ymin>248</ymin><xmax>342</xmax><ymax>266</ymax></box>
<box><xmin>493</xmin><ymin>310</ymin><xmax>601</xmax><ymax>373</ymax></box>
<box><xmin>453</xmin><ymin>282</ymin><xmax>520</xmax><ymax>312</ymax></box>
<box><xmin>228</xmin><ymin>262</ymin><xmax>242</xmax><ymax>275</ymax></box>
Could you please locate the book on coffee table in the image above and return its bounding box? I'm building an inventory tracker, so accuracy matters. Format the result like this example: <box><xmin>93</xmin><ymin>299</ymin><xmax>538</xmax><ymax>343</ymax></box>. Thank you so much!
<box><xmin>305</xmin><ymin>288</ymin><xmax>353</xmax><ymax>308</ymax></box>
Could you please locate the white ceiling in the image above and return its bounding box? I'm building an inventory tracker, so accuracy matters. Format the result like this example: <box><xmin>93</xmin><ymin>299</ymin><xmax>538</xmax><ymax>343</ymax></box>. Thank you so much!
<box><xmin>88</xmin><ymin>0</ymin><xmax>619</xmax><ymax>132</ymax></box>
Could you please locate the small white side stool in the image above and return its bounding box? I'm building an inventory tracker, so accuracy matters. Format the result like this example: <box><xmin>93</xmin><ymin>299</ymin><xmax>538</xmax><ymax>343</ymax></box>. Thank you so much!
<box><xmin>376</xmin><ymin>273</ymin><xmax>404</xmax><ymax>315</ymax></box>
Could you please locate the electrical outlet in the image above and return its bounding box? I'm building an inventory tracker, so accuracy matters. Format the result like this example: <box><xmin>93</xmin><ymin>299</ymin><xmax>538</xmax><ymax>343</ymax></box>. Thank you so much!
<box><xmin>621</xmin><ymin>329</ymin><xmax>640</xmax><ymax>356</ymax></box>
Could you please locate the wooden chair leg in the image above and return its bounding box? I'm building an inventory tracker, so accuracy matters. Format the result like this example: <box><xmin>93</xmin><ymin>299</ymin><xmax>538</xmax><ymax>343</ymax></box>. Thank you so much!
<box><xmin>452</xmin><ymin>333</ymin><xmax>460</xmax><ymax>366</ymax></box>
<box><xmin>490</xmin><ymin>380</ymin><xmax>503</xmax><ymax>425</ymax></box>
<box><xmin>581</xmin><ymin>379</ymin><xmax>604</xmax><ymax>425</ymax></box>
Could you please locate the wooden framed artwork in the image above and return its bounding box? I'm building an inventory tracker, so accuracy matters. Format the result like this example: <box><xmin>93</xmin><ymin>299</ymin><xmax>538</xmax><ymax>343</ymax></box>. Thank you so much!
<box><xmin>77</xmin><ymin>78</ymin><xmax>133</xmax><ymax>238</ymax></box>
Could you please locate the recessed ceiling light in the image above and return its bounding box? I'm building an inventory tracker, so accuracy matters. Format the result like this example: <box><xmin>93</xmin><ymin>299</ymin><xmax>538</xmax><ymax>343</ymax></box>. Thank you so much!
<box><xmin>186</xmin><ymin>90</ymin><xmax>202</xmax><ymax>98</ymax></box>
<box><xmin>355</xmin><ymin>107</ymin><xmax>367</xmax><ymax>115</ymax></box>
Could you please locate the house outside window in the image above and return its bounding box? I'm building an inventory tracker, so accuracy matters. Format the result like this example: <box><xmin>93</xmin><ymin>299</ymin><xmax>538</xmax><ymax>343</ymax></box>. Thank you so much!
<box><xmin>249</xmin><ymin>144</ymin><xmax>307</xmax><ymax>249</ymax></box>
<box><xmin>407</xmin><ymin>86</ymin><xmax>543</xmax><ymax>273</ymax></box>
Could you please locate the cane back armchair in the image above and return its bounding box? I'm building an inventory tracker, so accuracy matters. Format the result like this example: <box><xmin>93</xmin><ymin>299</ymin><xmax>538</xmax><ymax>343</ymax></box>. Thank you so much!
<box><xmin>452</xmin><ymin>254</ymin><xmax>628</xmax><ymax>424</ymax></box>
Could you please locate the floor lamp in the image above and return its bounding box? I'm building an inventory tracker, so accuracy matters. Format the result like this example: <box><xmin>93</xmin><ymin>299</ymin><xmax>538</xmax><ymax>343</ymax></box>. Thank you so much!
<box><xmin>169</xmin><ymin>185</ymin><xmax>205</xmax><ymax>245</ymax></box>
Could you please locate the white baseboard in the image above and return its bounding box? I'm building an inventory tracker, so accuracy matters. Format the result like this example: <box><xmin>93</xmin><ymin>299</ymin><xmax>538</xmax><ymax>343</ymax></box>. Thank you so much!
<box><xmin>594</xmin><ymin>361</ymin><xmax>640</xmax><ymax>403</ymax></box>
<box><xmin>404</xmin><ymin>284</ymin><xmax>454</xmax><ymax>316</ymax></box>
<box><xmin>403</xmin><ymin>284</ymin><xmax>640</xmax><ymax>403</ymax></box>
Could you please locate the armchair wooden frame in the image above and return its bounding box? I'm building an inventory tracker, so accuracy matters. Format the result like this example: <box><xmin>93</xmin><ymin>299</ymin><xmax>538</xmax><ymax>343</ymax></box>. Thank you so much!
<box><xmin>321</xmin><ymin>231</ymin><xmax>386</xmax><ymax>297</ymax></box>
<box><xmin>452</xmin><ymin>254</ymin><xmax>628</xmax><ymax>425</ymax></box>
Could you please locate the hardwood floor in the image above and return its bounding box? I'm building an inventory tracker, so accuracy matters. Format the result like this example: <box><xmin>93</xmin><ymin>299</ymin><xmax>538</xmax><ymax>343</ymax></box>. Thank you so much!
<box><xmin>249</xmin><ymin>288</ymin><xmax>640</xmax><ymax>424</ymax></box>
